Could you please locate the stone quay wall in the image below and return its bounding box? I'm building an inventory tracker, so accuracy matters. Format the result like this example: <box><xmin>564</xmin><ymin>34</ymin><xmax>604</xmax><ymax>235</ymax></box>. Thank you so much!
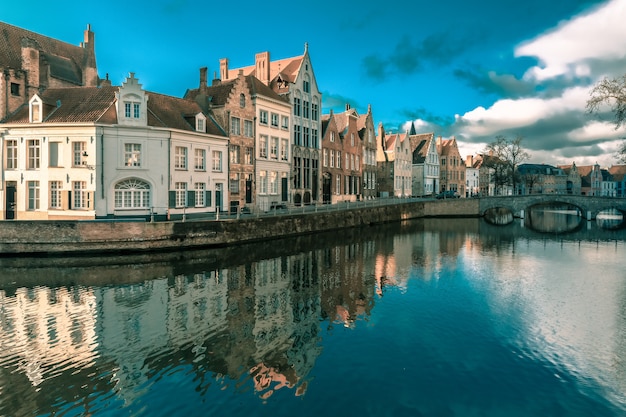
<box><xmin>0</xmin><ymin>199</ymin><xmax>479</xmax><ymax>256</ymax></box>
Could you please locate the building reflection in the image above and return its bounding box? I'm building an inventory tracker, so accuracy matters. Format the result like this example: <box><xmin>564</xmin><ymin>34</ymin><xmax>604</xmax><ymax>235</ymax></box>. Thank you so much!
<box><xmin>0</xmin><ymin>217</ymin><xmax>624</xmax><ymax>414</ymax></box>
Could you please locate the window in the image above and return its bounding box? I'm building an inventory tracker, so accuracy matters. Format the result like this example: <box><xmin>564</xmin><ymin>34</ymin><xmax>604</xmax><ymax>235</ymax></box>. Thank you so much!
<box><xmin>312</xmin><ymin>103</ymin><xmax>319</xmax><ymax>121</ymax></box>
<box><xmin>351</xmin><ymin>133</ymin><xmax>355</xmax><ymax>146</ymax></box>
<box><xmin>240</xmin><ymin>93</ymin><xmax>246</xmax><ymax>108</ymax></box>
<box><xmin>230</xmin><ymin>173</ymin><xmax>240</xmax><ymax>193</ymax></box>
<box><xmin>303</xmin><ymin>101</ymin><xmax>309</xmax><ymax>119</ymax></box>
<box><xmin>10</xmin><ymin>83</ymin><xmax>20</xmax><ymax>96</ymax></box>
<box><xmin>271</xmin><ymin>113</ymin><xmax>279</xmax><ymax>127</ymax></box>
<box><xmin>175</xmin><ymin>182</ymin><xmax>187</xmax><ymax>207</ymax></box>
<box><xmin>260</xmin><ymin>110</ymin><xmax>268</xmax><ymax>125</ymax></box>
<box><xmin>27</xmin><ymin>181</ymin><xmax>40</xmax><ymax>210</ymax></box>
<box><xmin>50</xmin><ymin>181</ymin><xmax>62</xmax><ymax>209</ymax></box>
<box><xmin>212</xmin><ymin>151</ymin><xmax>222</xmax><ymax>172</ymax></box>
<box><xmin>336</xmin><ymin>176</ymin><xmax>341</xmax><ymax>195</ymax></box>
<box><xmin>270</xmin><ymin>171</ymin><xmax>278</xmax><ymax>194</ymax></box>
<box><xmin>303</xmin><ymin>127</ymin><xmax>310</xmax><ymax>147</ymax></box>
<box><xmin>260</xmin><ymin>171</ymin><xmax>267</xmax><ymax>194</ymax></box>
<box><xmin>270</xmin><ymin>137</ymin><xmax>278</xmax><ymax>159</ymax></box>
<box><xmin>294</xmin><ymin>98</ymin><xmax>301</xmax><ymax>116</ymax></box>
<box><xmin>244</xmin><ymin>120</ymin><xmax>254</xmax><ymax>137</ymax></box>
<box><xmin>337</xmin><ymin>151</ymin><xmax>341</xmax><ymax>169</ymax></box>
<box><xmin>195</xmin><ymin>183</ymin><xmax>205</xmax><ymax>207</ymax></box>
<box><xmin>330</xmin><ymin>131</ymin><xmax>335</xmax><ymax>142</ymax></box>
<box><xmin>196</xmin><ymin>117</ymin><xmax>205</xmax><ymax>132</ymax></box>
<box><xmin>114</xmin><ymin>178</ymin><xmax>151</xmax><ymax>209</ymax></box>
<box><xmin>73</xmin><ymin>181</ymin><xmax>88</xmax><ymax>209</ymax></box>
<box><xmin>303</xmin><ymin>79</ymin><xmax>310</xmax><ymax>93</ymax></box>
<box><xmin>175</xmin><ymin>146</ymin><xmax>188</xmax><ymax>169</ymax></box>
<box><xmin>280</xmin><ymin>139</ymin><xmax>288</xmax><ymax>161</ymax></box>
<box><xmin>245</xmin><ymin>147</ymin><xmax>253</xmax><ymax>165</ymax></box>
<box><xmin>323</xmin><ymin>149</ymin><xmax>328</xmax><ymax>167</ymax></box>
<box><xmin>259</xmin><ymin>135</ymin><xmax>268</xmax><ymax>158</ymax></box>
<box><xmin>312</xmin><ymin>129</ymin><xmax>318</xmax><ymax>148</ymax></box>
<box><xmin>73</xmin><ymin>142</ymin><xmax>86</xmax><ymax>167</ymax></box>
<box><xmin>27</xmin><ymin>139</ymin><xmax>40</xmax><ymax>169</ymax></box>
<box><xmin>6</xmin><ymin>140</ymin><xmax>17</xmax><ymax>169</ymax></box>
<box><xmin>195</xmin><ymin>148</ymin><xmax>206</xmax><ymax>171</ymax></box>
<box><xmin>30</xmin><ymin>97</ymin><xmax>41</xmax><ymax>123</ymax></box>
<box><xmin>346</xmin><ymin>154</ymin><xmax>349</xmax><ymax>170</ymax></box>
<box><xmin>123</xmin><ymin>101</ymin><xmax>141</xmax><ymax>119</ymax></box>
<box><xmin>230</xmin><ymin>145</ymin><xmax>240</xmax><ymax>164</ymax></box>
<box><xmin>231</xmin><ymin>116</ymin><xmax>241</xmax><ymax>135</ymax></box>
<box><xmin>293</xmin><ymin>125</ymin><xmax>301</xmax><ymax>146</ymax></box>
<box><xmin>281</xmin><ymin>116</ymin><xmax>289</xmax><ymax>129</ymax></box>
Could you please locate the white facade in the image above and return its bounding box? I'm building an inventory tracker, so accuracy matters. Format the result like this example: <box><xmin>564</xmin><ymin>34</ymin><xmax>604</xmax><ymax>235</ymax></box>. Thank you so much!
<box><xmin>254</xmin><ymin>94</ymin><xmax>291</xmax><ymax>211</ymax></box>
<box><xmin>466</xmin><ymin>167</ymin><xmax>480</xmax><ymax>197</ymax></box>
<box><xmin>394</xmin><ymin>134</ymin><xmax>412</xmax><ymax>198</ymax></box>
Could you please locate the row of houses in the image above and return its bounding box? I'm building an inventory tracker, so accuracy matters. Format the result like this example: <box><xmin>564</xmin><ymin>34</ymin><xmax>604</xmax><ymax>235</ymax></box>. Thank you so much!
<box><xmin>0</xmin><ymin>22</ymin><xmax>623</xmax><ymax>221</ymax></box>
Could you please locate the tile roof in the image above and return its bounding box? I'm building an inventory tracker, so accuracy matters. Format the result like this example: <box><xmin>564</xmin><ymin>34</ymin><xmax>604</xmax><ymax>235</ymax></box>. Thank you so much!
<box><xmin>229</xmin><ymin>55</ymin><xmax>304</xmax><ymax>85</ymax></box>
<box><xmin>0</xmin><ymin>21</ymin><xmax>95</xmax><ymax>85</ymax></box>
<box><xmin>3</xmin><ymin>85</ymin><xmax>226</xmax><ymax>136</ymax></box>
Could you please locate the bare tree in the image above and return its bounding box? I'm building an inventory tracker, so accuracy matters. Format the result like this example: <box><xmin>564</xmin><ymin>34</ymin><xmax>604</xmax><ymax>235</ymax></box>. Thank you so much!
<box><xmin>586</xmin><ymin>75</ymin><xmax>626</xmax><ymax>162</ymax></box>
<box><xmin>484</xmin><ymin>135</ymin><xmax>530</xmax><ymax>195</ymax></box>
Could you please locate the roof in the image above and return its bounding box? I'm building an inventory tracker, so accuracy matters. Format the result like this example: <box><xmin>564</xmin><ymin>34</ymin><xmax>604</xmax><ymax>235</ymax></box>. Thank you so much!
<box><xmin>3</xmin><ymin>85</ymin><xmax>226</xmax><ymax>136</ymax></box>
<box><xmin>228</xmin><ymin>55</ymin><xmax>303</xmax><ymax>86</ymax></box>
<box><xmin>0</xmin><ymin>21</ymin><xmax>95</xmax><ymax>85</ymax></box>
<box><xmin>410</xmin><ymin>133</ymin><xmax>435</xmax><ymax>164</ymax></box>
<box><xmin>608</xmin><ymin>164</ymin><xmax>626</xmax><ymax>181</ymax></box>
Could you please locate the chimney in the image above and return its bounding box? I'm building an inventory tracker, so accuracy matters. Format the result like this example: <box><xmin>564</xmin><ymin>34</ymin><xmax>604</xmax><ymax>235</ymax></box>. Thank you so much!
<box><xmin>466</xmin><ymin>155</ymin><xmax>473</xmax><ymax>167</ymax></box>
<box><xmin>83</xmin><ymin>24</ymin><xmax>94</xmax><ymax>50</ymax></box>
<box><xmin>199</xmin><ymin>67</ymin><xmax>208</xmax><ymax>94</ymax></box>
<box><xmin>255</xmin><ymin>51</ymin><xmax>271</xmax><ymax>86</ymax></box>
<box><xmin>345</xmin><ymin>103</ymin><xmax>350</xmax><ymax>111</ymax></box>
<box><xmin>220</xmin><ymin>58</ymin><xmax>229</xmax><ymax>81</ymax></box>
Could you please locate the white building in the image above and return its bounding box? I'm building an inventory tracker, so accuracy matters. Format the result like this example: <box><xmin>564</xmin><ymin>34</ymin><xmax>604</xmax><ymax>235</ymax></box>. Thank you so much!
<box><xmin>0</xmin><ymin>73</ymin><xmax>229</xmax><ymax>220</ymax></box>
<box><xmin>410</xmin><ymin>132</ymin><xmax>439</xmax><ymax>197</ymax></box>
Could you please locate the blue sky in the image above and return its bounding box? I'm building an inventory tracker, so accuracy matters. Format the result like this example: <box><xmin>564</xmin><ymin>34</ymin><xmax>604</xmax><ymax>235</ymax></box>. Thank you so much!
<box><xmin>4</xmin><ymin>0</ymin><xmax>626</xmax><ymax>167</ymax></box>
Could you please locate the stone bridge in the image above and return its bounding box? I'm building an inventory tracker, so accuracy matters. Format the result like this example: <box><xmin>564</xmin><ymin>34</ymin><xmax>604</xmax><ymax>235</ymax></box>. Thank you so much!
<box><xmin>478</xmin><ymin>195</ymin><xmax>626</xmax><ymax>219</ymax></box>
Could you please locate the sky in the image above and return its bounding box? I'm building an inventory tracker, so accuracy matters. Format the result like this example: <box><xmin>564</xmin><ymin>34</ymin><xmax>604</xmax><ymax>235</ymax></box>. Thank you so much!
<box><xmin>4</xmin><ymin>0</ymin><xmax>626</xmax><ymax>167</ymax></box>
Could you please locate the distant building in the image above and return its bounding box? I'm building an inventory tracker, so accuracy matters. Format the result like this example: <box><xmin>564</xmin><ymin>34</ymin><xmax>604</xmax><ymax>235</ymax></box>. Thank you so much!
<box><xmin>358</xmin><ymin>105</ymin><xmax>377</xmax><ymax>200</ymax></box>
<box><xmin>608</xmin><ymin>165</ymin><xmax>626</xmax><ymax>197</ymax></box>
<box><xmin>410</xmin><ymin>131</ymin><xmax>439</xmax><ymax>197</ymax></box>
<box><xmin>517</xmin><ymin>163</ymin><xmax>567</xmax><ymax>195</ymax></box>
<box><xmin>376</xmin><ymin>125</ymin><xmax>412</xmax><ymax>198</ymax></box>
<box><xmin>465</xmin><ymin>156</ymin><xmax>480</xmax><ymax>197</ymax></box>
<box><xmin>557</xmin><ymin>162</ymin><xmax>582</xmax><ymax>195</ymax></box>
<box><xmin>436</xmin><ymin>137</ymin><xmax>465</xmax><ymax>197</ymax></box>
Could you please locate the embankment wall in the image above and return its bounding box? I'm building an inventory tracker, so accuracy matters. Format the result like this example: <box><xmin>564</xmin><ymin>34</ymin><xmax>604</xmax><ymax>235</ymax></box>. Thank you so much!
<box><xmin>0</xmin><ymin>199</ymin><xmax>479</xmax><ymax>255</ymax></box>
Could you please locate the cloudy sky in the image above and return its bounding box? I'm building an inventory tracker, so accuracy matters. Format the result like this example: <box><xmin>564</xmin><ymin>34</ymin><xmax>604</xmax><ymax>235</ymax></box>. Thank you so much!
<box><xmin>4</xmin><ymin>0</ymin><xmax>626</xmax><ymax>167</ymax></box>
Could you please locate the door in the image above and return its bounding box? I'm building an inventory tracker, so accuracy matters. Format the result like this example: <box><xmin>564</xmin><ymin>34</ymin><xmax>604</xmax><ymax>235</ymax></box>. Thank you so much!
<box><xmin>5</xmin><ymin>182</ymin><xmax>16</xmax><ymax>220</ymax></box>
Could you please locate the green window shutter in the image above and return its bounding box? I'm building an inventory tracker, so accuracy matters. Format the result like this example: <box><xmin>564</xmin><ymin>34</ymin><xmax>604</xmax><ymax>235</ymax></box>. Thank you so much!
<box><xmin>205</xmin><ymin>190</ymin><xmax>212</xmax><ymax>207</ymax></box>
<box><xmin>168</xmin><ymin>191</ymin><xmax>176</xmax><ymax>208</ymax></box>
<box><xmin>187</xmin><ymin>191</ymin><xmax>195</xmax><ymax>207</ymax></box>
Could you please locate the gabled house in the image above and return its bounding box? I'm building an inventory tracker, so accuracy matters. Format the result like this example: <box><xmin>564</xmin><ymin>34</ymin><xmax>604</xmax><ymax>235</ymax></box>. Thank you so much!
<box><xmin>465</xmin><ymin>156</ymin><xmax>480</xmax><ymax>197</ymax></box>
<box><xmin>557</xmin><ymin>162</ymin><xmax>582</xmax><ymax>195</ymax></box>
<box><xmin>409</xmin><ymin>131</ymin><xmax>439</xmax><ymax>197</ymax></box>
<box><xmin>0</xmin><ymin>73</ymin><xmax>228</xmax><ymax>220</ymax></box>
<box><xmin>186</xmin><ymin>68</ymin><xmax>290</xmax><ymax>212</ymax></box>
<box><xmin>0</xmin><ymin>22</ymin><xmax>99</xmax><ymax>121</ymax></box>
<box><xmin>357</xmin><ymin>105</ymin><xmax>377</xmax><ymax>200</ymax></box>
<box><xmin>321</xmin><ymin>105</ymin><xmax>362</xmax><ymax>203</ymax></box>
<box><xmin>220</xmin><ymin>44</ymin><xmax>322</xmax><ymax>206</ymax></box>
<box><xmin>376</xmin><ymin>124</ymin><xmax>412</xmax><ymax>198</ymax></box>
<box><xmin>436</xmin><ymin>136</ymin><xmax>465</xmax><ymax>197</ymax></box>
<box><xmin>608</xmin><ymin>165</ymin><xmax>626</xmax><ymax>197</ymax></box>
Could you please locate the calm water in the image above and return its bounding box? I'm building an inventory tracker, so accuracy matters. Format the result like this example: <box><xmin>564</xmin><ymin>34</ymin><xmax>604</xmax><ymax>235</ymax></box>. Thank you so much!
<box><xmin>0</xmin><ymin>217</ymin><xmax>625</xmax><ymax>417</ymax></box>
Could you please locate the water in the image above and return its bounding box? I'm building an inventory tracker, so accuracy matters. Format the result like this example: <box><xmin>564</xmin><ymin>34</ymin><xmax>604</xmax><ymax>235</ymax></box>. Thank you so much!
<box><xmin>0</xmin><ymin>217</ymin><xmax>625</xmax><ymax>417</ymax></box>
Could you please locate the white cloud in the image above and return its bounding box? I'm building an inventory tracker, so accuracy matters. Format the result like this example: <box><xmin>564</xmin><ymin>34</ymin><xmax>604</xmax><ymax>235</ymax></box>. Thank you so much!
<box><xmin>456</xmin><ymin>86</ymin><xmax>589</xmax><ymax>137</ymax></box>
<box><xmin>516</xmin><ymin>0</ymin><xmax>626</xmax><ymax>81</ymax></box>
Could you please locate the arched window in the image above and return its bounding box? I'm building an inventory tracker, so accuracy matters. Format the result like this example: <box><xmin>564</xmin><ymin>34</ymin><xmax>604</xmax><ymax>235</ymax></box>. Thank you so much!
<box><xmin>240</xmin><ymin>93</ymin><xmax>245</xmax><ymax>108</ymax></box>
<box><xmin>114</xmin><ymin>178</ymin><xmax>151</xmax><ymax>209</ymax></box>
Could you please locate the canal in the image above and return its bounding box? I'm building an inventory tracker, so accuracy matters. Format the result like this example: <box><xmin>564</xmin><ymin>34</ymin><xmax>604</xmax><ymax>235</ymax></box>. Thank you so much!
<box><xmin>0</xmin><ymin>216</ymin><xmax>625</xmax><ymax>416</ymax></box>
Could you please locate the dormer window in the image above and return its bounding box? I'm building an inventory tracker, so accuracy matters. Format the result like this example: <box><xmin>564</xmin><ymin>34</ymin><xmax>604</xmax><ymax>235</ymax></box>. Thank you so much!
<box><xmin>124</xmin><ymin>101</ymin><xmax>140</xmax><ymax>119</ymax></box>
<box><xmin>196</xmin><ymin>113</ymin><xmax>206</xmax><ymax>132</ymax></box>
<box><xmin>29</xmin><ymin>96</ymin><xmax>42</xmax><ymax>123</ymax></box>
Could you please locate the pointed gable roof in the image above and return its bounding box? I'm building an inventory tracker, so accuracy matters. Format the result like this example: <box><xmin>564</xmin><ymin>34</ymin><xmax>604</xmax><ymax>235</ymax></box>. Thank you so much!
<box><xmin>410</xmin><ymin>133</ymin><xmax>435</xmax><ymax>164</ymax></box>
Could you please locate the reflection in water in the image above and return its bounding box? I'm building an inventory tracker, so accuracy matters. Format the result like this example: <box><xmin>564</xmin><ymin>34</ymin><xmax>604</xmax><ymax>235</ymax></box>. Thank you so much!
<box><xmin>525</xmin><ymin>203</ymin><xmax>583</xmax><ymax>233</ymax></box>
<box><xmin>597</xmin><ymin>208</ymin><xmax>625</xmax><ymax>230</ymax></box>
<box><xmin>0</xmin><ymin>219</ymin><xmax>625</xmax><ymax>416</ymax></box>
